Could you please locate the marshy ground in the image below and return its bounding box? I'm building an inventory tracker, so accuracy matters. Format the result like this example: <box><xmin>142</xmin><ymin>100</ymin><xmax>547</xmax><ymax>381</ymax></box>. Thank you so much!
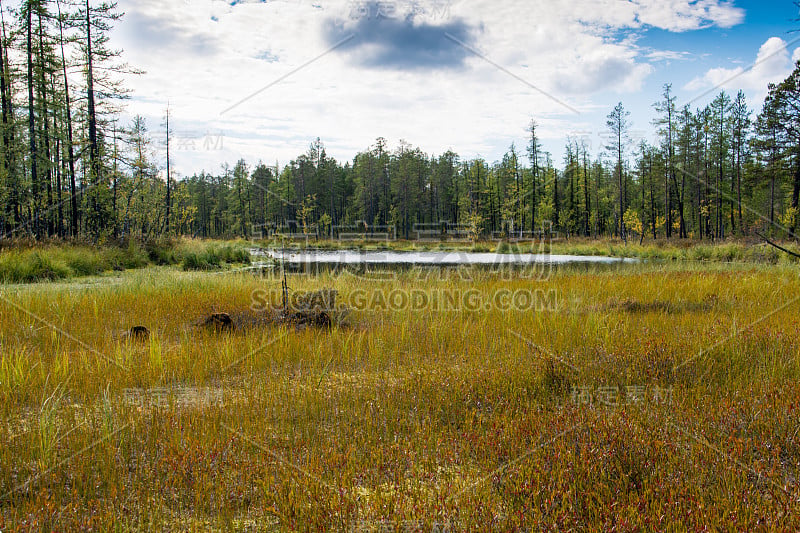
<box><xmin>0</xmin><ymin>251</ymin><xmax>798</xmax><ymax>531</ymax></box>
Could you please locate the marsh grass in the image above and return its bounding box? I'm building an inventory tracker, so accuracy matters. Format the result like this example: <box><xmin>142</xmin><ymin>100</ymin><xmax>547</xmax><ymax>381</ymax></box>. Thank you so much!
<box><xmin>182</xmin><ymin>243</ymin><xmax>252</xmax><ymax>271</ymax></box>
<box><xmin>0</xmin><ymin>260</ymin><xmax>798</xmax><ymax>530</ymax></box>
<box><xmin>0</xmin><ymin>240</ymin><xmax>252</xmax><ymax>283</ymax></box>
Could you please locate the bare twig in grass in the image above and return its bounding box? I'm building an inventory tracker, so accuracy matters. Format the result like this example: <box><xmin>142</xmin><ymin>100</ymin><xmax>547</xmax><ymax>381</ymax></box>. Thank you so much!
<box><xmin>755</xmin><ymin>231</ymin><xmax>800</xmax><ymax>260</ymax></box>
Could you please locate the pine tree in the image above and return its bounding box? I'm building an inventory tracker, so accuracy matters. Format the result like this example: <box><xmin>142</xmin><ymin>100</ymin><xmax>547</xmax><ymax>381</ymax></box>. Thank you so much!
<box><xmin>527</xmin><ymin>119</ymin><xmax>541</xmax><ymax>232</ymax></box>
<box><xmin>607</xmin><ymin>102</ymin><xmax>630</xmax><ymax>240</ymax></box>
<box><xmin>731</xmin><ymin>90</ymin><xmax>751</xmax><ymax>234</ymax></box>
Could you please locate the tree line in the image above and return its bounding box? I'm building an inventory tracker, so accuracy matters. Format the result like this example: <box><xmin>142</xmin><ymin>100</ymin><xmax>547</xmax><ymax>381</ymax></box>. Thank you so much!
<box><xmin>1</xmin><ymin>0</ymin><xmax>799</xmax><ymax>242</ymax></box>
<box><xmin>147</xmin><ymin>74</ymin><xmax>800</xmax><ymax>242</ymax></box>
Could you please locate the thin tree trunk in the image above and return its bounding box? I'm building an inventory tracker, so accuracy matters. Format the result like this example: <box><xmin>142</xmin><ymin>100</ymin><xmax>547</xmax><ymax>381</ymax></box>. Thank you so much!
<box><xmin>665</xmin><ymin>103</ymin><xmax>673</xmax><ymax>239</ymax></box>
<box><xmin>27</xmin><ymin>0</ymin><xmax>40</xmax><ymax>238</ymax></box>
<box><xmin>649</xmin><ymin>154</ymin><xmax>656</xmax><ymax>240</ymax></box>
<box><xmin>530</xmin><ymin>125</ymin><xmax>538</xmax><ymax>233</ymax></box>
<box><xmin>56</xmin><ymin>0</ymin><xmax>78</xmax><ymax>237</ymax></box>
<box><xmin>736</xmin><ymin>138</ymin><xmax>743</xmax><ymax>234</ymax></box>
<box><xmin>553</xmin><ymin>167</ymin><xmax>560</xmax><ymax>230</ymax></box>
<box><xmin>47</xmin><ymin>70</ymin><xmax>63</xmax><ymax>236</ymax></box>
<box><xmin>37</xmin><ymin>11</ymin><xmax>54</xmax><ymax>237</ymax></box>
<box><xmin>112</xmin><ymin>121</ymin><xmax>118</xmax><ymax>239</ymax></box>
<box><xmin>770</xmin><ymin>175</ymin><xmax>775</xmax><ymax>232</ymax></box>
<box><xmin>793</xmin><ymin>152</ymin><xmax>800</xmax><ymax>215</ymax></box>
<box><xmin>618</xmin><ymin>127</ymin><xmax>624</xmax><ymax>241</ymax></box>
<box><xmin>165</xmin><ymin>105</ymin><xmax>171</xmax><ymax>234</ymax></box>
<box><xmin>85</xmin><ymin>0</ymin><xmax>101</xmax><ymax>235</ymax></box>
<box><xmin>583</xmin><ymin>149</ymin><xmax>590</xmax><ymax>237</ymax></box>
<box><xmin>55</xmin><ymin>135</ymin><xmax>63</xmax><ymax>236</ymax></box>
<box><xmin>0</xmin><ymin>2</ymin><xmax>15</xmax><ymax>229</ymax></box>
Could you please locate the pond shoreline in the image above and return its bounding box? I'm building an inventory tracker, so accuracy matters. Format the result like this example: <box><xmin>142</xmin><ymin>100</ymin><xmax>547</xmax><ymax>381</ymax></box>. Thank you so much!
<box><xmin>252</xmin><ymin>248</ymin><xmax>639</xmax><ymax>266</ymax></box>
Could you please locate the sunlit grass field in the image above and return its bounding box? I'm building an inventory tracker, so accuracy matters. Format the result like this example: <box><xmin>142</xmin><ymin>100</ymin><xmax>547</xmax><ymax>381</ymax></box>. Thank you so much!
<box><xmin>0</xmin><ymin>254</ymin><xmax>798</xmax><ymax>530</ymax></box>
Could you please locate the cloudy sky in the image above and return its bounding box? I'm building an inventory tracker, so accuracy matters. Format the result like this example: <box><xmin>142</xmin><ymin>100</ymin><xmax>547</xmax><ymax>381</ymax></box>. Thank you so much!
<box><xmin>109</xmin><ymin>0</ymin><xmax>800</xmax><ymax>176</ymax></box>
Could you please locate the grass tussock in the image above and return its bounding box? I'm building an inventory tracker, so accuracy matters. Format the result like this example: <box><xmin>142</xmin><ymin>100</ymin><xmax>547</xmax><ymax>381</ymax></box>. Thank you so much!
<box><xmin>181</xmin><ymin>242</ymin><xmax>251</xmax><ymax>271</ymax></box>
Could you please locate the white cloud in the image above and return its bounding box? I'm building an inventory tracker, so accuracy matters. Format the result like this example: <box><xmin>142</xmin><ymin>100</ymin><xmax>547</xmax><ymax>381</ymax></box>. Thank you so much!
<box><xmin>561</xmin><ymin>0</ymin><xmax>744</xmax><ymax>32</ymax></box>
<box><xmin>646</xmin><ymin>49</ymin><xmax>692</xmax><ymax>62</ymax></box>
<box><xmin>634</xmin><ymin>0</ymin><xmax>744</xmax><ymax>31</ymax></box>
<box><xmin>684</xmin><ymin>37</ymin><xmax>797</xmax><ymax>99</ymax></box>
<box><xmin>108</xmin><ymin>0</ymin><xmax>747</xmax><ymax>175</ymax></box>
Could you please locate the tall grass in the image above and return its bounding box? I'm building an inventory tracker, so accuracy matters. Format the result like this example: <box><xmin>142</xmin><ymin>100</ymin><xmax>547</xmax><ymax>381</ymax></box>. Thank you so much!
<box><xmin>0</xmin><ymin>242</ymin><xmax>149</xmax><ymax>283</ymax></box>
<box><xmin>181</xmin><ymin>243</ymin><xmax>251</xmax><ymax>271</ymax></box>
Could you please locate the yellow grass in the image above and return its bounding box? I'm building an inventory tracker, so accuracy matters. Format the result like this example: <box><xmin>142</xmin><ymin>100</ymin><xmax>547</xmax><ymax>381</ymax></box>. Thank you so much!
<box><xmin>0</xmin><ymin>258</ymin><xmax>798</xmax><ymax>531</ymax></box>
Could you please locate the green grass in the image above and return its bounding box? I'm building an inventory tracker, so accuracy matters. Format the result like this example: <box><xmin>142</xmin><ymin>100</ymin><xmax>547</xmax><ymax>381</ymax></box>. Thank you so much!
<box><xmin>0</xmin><ymin>259</ymin><xmax>798</xmax><ymax>530</ymax></box>
<box><xmin>0</xmin><ymin>250</ymin><xmax>72</xmax><ymax>282</ymax></box>
<box><xmin>181</xmin><ymin>243</ymin><xmax>252</xmax><ymax>271</ymax></box>
<box><xmin>0</xmin><ymin>240</ymin><xmax>252</xmax><ymax>283</ymax></box>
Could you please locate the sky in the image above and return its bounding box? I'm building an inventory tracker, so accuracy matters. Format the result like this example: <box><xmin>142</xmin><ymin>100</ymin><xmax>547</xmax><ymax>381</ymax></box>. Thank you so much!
<box><xmin>107</xmin><ymin>0</ymin><xmax>800</xmax><ymax>176</ymax></box>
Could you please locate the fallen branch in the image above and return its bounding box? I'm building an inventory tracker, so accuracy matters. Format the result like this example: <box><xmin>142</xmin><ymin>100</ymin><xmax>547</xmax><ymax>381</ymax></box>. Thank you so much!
<box><xmin>755</xmin><ymin>231</ymin><xmax>800</xmax><ymax>259</ymax></box>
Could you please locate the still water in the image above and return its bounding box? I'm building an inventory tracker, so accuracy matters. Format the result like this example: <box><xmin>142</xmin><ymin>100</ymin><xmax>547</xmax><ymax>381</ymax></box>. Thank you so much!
<box><xmin>254</xmin><ymin>249</ymin><xmax>637</xmax><ymax>266</ymax></box>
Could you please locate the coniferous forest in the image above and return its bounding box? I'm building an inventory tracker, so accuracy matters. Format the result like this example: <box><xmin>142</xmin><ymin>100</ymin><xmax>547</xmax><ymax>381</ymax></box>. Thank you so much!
<box><xmin>1</xmin><ymin>1</ymin><xmax>800</xmax><ymax>242</ymax></box>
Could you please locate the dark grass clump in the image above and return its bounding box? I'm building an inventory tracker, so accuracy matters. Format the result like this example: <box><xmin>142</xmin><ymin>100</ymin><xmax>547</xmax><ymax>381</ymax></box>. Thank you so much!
<box><xmin>109</xmin><ymin>241</ymin><xmax>151</xmax><ymax>270</ymax></box>
<box><xmin>124</xmin><ymin>326</ymin><xmax>150</xmax><ymax>341</ymax></box>
<box><xmin>144</xmin><ymin>238</ymin><xmax>181</xmax><ymax>266</ymax></box>
<box><xmin>182</xmin><ymin>251</ymin><xmax>221</xmax><ymax>271</ymax></box>
<box><xmin>196</xmin><ymin>290</ymin><xmax>342</xmax><ymax>335</ymax></box>
<box><xmin>288</xmin><ymin>310</ymin><xmax>332</xmax><ymax>330</ymax></box>
<box><xmin>182</xmin><ymin>244</ymin><xmax>252</xmax><ymax>271</ymax></box>
<box><xmin>285</xmin><ymin>289</ymin><xmax>337</xmax><ymax>330</ymax></box>
<box><xmin>201</xmin><ymin>313</ymin><xmax>235</xmax><ymax>333</ymax></box>
<box><xmin>597</xmin><ymin>296</ymin><xmax>717</xmax><ymax>314</ymax></box>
